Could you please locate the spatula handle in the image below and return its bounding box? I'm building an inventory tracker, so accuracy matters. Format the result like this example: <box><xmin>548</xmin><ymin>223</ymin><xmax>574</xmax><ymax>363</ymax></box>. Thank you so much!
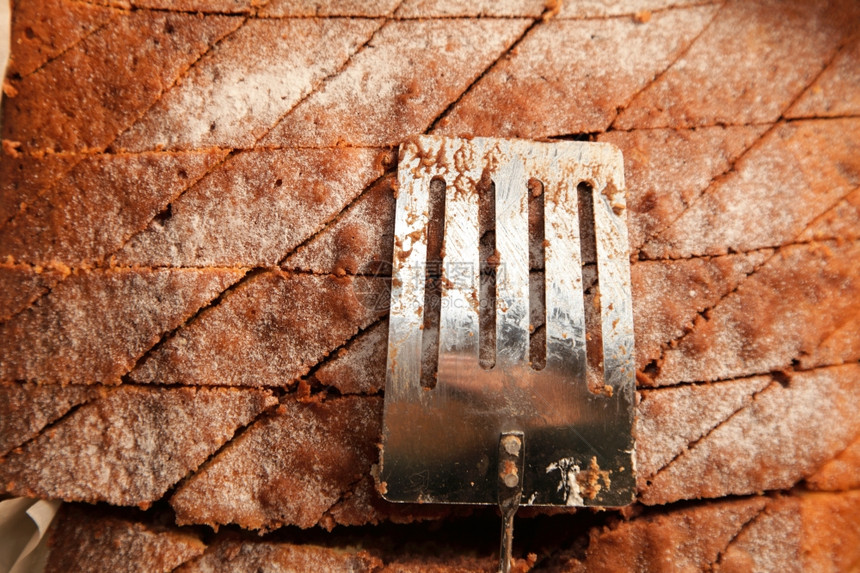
<box><xmin>498</xmin><ymin>432</ymin><xmax>524</xmax><ymax>573</ymax></box>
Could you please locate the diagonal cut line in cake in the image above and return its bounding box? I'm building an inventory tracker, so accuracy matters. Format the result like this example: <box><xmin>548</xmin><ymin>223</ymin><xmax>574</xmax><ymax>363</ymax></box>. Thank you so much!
<box><xmin>805</xmin><ymin>432</ymin><xmax>860</xmax><ymax>492</ymax></box>
<box><xmin>0</xmin><ymin>150</ymin><xmax>228</xmax><ymax>267</ymax></box>
<box><xmin>260</xmin><ymin>18</ymin><xmax>533</xmax><ymax>149</ymax></box>
<box><xmin>0</xmin><ymin>382</ymin><xmax>97</xmax><ymax>457</ymax></box>
<box><xmin>7</xmin><ymin>0</ymin><xmax>118</xmax><ymax>80</ymax></box>
<box><xmin>711</xmin><ymin>502</ymin><xmax>769</xmax><ymax>570</ymax></box>
<box><xmin>607</xmin><ymin>1</ymin><xmax>724</xmax><ymax>131</ymax></box>
<box><xmin>0</xmin><ymin>385</ymin><xmax>279</xmax><ymax>507</ymax></box>
<box><xmin>433</xmin><ymin>5</ymin><xmax>718</xmax><ymax>141</ymax></box>
<box><xmin>422</xmin><ymin>6</ymin><xmax>549</xmax><ymax>134</ymax></box>
<box><xmin>639</xmin><ymin>363</ymin><xmax>860</xmax><ymax>506</ymax></box>
<box><xmin>2</xmin><ymin>11</ymin><xmax>245</xmax><ymax>154</ymax></box>
<box><xmin>635</xmin><ymin>373</ymin><xmax>772</xmax><ymax>484</ymax></box>
<box><xmin>651</xmin><ymin>239</ymin><xmax>860</xmax><ymax>387</ymax></box>
<box><xmin>117</xmin><ymin>148</ymin><xmax>391</xmax><ymax>268</ymax></box>
<box><xmin>0</xmin><ymin>267</ymin><xmax>246</xmax><ymax>384</ymax></box>
<box><xmin>128</xmin><ymin>271</ymin><xmax>387</xmax><ymax>387</ymax></box>
<box><xmin>640</xmin><ymin>118</ymin><xmax>860</xmax><ymax>261</ymax></box>
<box><xmin>614</xmin><ymin>0</ymin><xmax>859</xmax><ymax>130</ymax></box>
<box><xmin>113</xmin><ymin>18</ymin><xmax>383</xmax><ymax>152</ymax></box>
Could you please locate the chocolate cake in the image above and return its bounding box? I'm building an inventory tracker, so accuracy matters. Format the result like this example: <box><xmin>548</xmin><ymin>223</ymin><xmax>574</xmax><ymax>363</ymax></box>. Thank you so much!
<box><xmin>1</xmin><ymin>0</ymin><xmax>859</xmax><ymax>570</ymax></box>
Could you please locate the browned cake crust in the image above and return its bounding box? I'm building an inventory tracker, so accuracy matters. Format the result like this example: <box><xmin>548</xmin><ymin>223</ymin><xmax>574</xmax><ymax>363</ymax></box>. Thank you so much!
<box><xmin>3</xmin><ymin>11</ymin><xmax>241</xmax><ymax>153</ymax></box>
<box><xmin>44</xmin><ymin>504</ymin><xmax>205</xmax><ymax>573</ymax></box>
<box><xmin>41</xmin><ymin>491</ymin><xmax>860</xmax><ymax>572</ymax></box>
<box><xmin>0</xmin><ymin>386</ymin><xmax>276</xmax><ymax>506</ymax></box>
<box><xmin>0</xmin><ymin>150</ymin><xmax>227</xmax><ymax>264</ymax></box>
<box><xmin>1</xmin><ymin>0</ymin><xmax>859</xmax><ymax>569</ymax></box>
<box><xmin>0</xmin><ymin>382</ymin><xmax>93</xmax><ymax>456</ymax></box>
<box><xmin>0</xmin><ymin>268</ymin><xmax>245</xmax><ymax>383</ymax></box>
<box><xmin>0</xmin><ymin>261</ymin><xmax>67</xmax><ymax>322</ymax></box>
<box><xmin>175</xmin><ymin>536</ymin><xmax>383</xmax><ymax>573</ymax></box>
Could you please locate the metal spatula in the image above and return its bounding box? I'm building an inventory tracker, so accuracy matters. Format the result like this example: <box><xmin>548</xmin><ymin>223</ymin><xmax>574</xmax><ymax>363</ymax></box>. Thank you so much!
<box><xmin>379</xmin><ymin>136</ymin><xmax>635</xmax><ymax>572</ymax></box>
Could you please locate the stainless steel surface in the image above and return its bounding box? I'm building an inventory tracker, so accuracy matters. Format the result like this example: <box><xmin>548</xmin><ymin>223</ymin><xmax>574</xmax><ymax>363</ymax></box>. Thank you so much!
<box><xmin>380</xmin><ymin>135</ymin><xmax>635</xmax><ymax>508</ymax></box>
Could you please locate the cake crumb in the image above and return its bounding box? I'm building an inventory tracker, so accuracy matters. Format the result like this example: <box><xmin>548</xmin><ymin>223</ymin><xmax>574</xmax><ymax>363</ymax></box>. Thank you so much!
<box><xmin>578</xmin><ymin>456</ymin><xmax>611</xmax><ymax>500</ymax></box>
<box><xmin>543</xmin><ymin>0</ymin><xmax>562</xmax><ymax>21</ymax></box>
<box><xmin>634</xmin><ymin>10</ymin><xmax>652</xmax><ymax>24</ymax></box>
<box><xmin>296</xmin><ymin>378</ymin><xmax>312</xmax><ymax>401</ymax></box>
<box><xmin>376</xmin><ymin>479</ymin><xmax>389</xmax><ymax>496</ymax></box>
<box><xmin>374</xmin><ymin>148</ymin><xmax>397</xmax><ymax>172</ymax></box>
<box><xmin>511</xmin><ymin>552</ymin><xmax>538</xmax><ymax>572</ymax></box>
<box><xmin>2</xmin><ymin>80</ymin><xmax>18</xmax><ymax>98</ymax></box>
<box><xmin>296</xmin><ymin>378</ymin><xmax>325</xmax><ymax>404</ymax></box>
<box><xmin>2</xmin><ymin>140</ymin><xmax>22</xmax><ymax>158</ymax></box>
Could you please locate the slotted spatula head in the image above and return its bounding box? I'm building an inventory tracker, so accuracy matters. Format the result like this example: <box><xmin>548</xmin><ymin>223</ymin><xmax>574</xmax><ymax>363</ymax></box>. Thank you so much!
<box><xmin>379</xmin><ymin>135</ymin><xmax>635</xmax><ymax>510</ymax></box>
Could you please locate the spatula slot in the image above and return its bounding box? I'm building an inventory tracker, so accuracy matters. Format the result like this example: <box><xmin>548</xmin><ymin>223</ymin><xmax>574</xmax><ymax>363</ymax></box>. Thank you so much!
<box><xmin>420</xmin><ymin>177</ymin><xmax>447</xmax><ymax>389</ymax></box>
<box><xmin>577</xmin><ymin>181</ymin><xmax>598</xmax><ymax>265</ymax></box>
<box><xmin>591</xmin><ymin>178</ymin><xmax>635</xmax><ymax>397</ymax></box>
<box><xmin>577</xmin><ymin>181</ymin><xmax>607</xmax><ymax>395</ymax></box>
<box><xmin>528</xmin><ymin>178</ymin><xmax>547</xmax><ymax>371</ymax></box>
<box><xmin>478</xmin><ymin>179</ymin><xmax>497</xmax><ymax>371</ymax></box>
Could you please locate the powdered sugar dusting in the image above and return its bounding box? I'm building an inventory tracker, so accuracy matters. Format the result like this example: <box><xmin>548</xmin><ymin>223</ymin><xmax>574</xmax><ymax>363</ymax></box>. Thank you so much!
<box><xmin>631</xmin><ymin>251</ymin><xmax>768</xmax><ymax>373</ymax></box>
<box><xmin>4</xmin><ymin>11</ymin><xmax>241</xmax><ymax>153</ymax></box>
<box><xmin>284</xmin><ymin>173</ymin><xmax>395</xmax><ymax>275</ymax></box>
<box><xmin>130</xmin><ymin>0</ymin><xmax>258</xmax><ymax>12</ymax></box>
<box><xmin>46</xmin><ymin>504</ymin><xmax>206</xmax><ymax>573</ymax></box>
<box><xmin>313</xmin><ymin>319</ymin><xmax>388</xmax><ymax>395</ymax></box>
<box><xmin>130</xmin><ymin>272</ymin><xmax>386</xmax><ymax>386</ymax></box>
<box><xmin>177</xmin><ymin>537</ymin><xmax>381</xmax><ymax>573</ymax></box>
<box><xmin>557</xmin><ymin>0</ymin><xmax>718</xmax><ymax>18</ymax></box>
<box><xmin>798</xmin><ymin>185</ymin><xmax>860</xmax><ymax>243</ymax></box>
<box><xmin>558</xmin><ymin>497</ymin><xmax>768</xmax><ymax>571</ymax></box>
<box><xmin>0</xmin><ymin>385</ymin><xmax>277</xmax><ymax>506</ymax></box>
<box><xmin>262</xmin><ymin>18</ymin><xmax>532</xmax><ymax>147</ymax></box>
<box><xmin>799</xmin><ymin>311</ymin><xmax>860</xmax><ymax>371</ymax></box>
<box><xmin>787</xmin><ymin>36</ymin><xmax>860</xmax><ymax>119</ymax></box>
<box><xmin>171</xmin><ymin>396</ymin><xmax>382</xmax><ymax>530</ymax></box>
<box><xmin>657</xmin><ymin>241</ymin><xmax>860</xmax><ymax>385</ymax></box>
<box><xmin>642</xmin><ymin>119</ymin><xmax>860</xmax><ymax>259</ymax></box>
<box><xmin>117</xmin><ymin>148</ymin><xmax>384</xmax><ymax>267</ymax></box>
<box><xmin>718</xmin><ymin>498</ymin><xmax>801</xmax><ymax>572</ymax></box>
<box><xmin>0</xmin><ymin>268</ymin><xmax>244</xmax><ymax>384</ymax></box>
<box><xmin>806</xmin><ymin>434</ymin><xmax>860</xmax><ymax>491</ymax></box>
<box><xmin>617</xmin><ymin>0</ymin><xmax>857</xmax><ymax>129</ymax></box>
<box><xmin>636</xmin><ymin>374</ymin><xmax>770</xmax><ymax>482</ymax></box>
<box><xmin>643</xmin><ymin>364</ymin><xmax>860</xmax><ymax>505</ymax></box>
<box><xmin>261</xmin><ymin>0</ymin><xmax>400</xmax><ymax>17</ymax></box>
<box><xmin>437</xmin><ymin>6</ymin><xmax>717</xmax><ymax>140</ymax></box>
<box><xmin>0</xmin><ymin>150</ymin><xmax>226</xmax><ymax>265</ymax></box>
<box><xmin>7</xmin><ymin>0</ymin><xmax>114</xmax><ymax>79</ymax></box>
<box><xmin>0</xmin><ymin>153</ymin><xmax>81</xmax><ymax>229</ymax></box>
<box><xmin>396</xmin><ymin>0</ymin><xmax>543</xmax><ymax>17</ymax></box>
<box><xmin>115</xmin><ymin>18</ymin><xmax>380</xmax><ymax>151</ymax></box>
<box><xmin>0</xmin><ymin>382</ymin><xmax>94</xmax><ymax>456</ymax></box>
<box><xmin>598</xmin><ymin>125</ymin><xmax>768</xmax><ymax>251</ymax></box>
<box><xmin>0</xmin><ymin>262</ymin><xmax>66</xmax><ymax>322</ymax></box>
